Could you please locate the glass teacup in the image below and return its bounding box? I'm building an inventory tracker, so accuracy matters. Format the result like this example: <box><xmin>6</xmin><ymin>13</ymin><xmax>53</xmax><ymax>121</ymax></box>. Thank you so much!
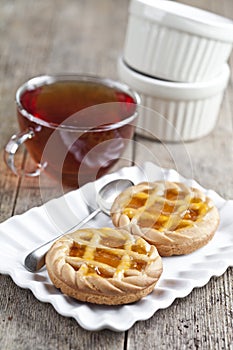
<box><xmin>4</xmin><ymin>75</ymin><xmax>140</xmax><ymax>188</ymax></box>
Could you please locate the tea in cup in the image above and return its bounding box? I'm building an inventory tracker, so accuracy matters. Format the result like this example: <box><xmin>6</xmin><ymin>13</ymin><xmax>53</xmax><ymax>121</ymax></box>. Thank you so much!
<box><xmin>4</xmin><ymin>75</ymin><xmax>140</xmax><ymax>187</ymax></box>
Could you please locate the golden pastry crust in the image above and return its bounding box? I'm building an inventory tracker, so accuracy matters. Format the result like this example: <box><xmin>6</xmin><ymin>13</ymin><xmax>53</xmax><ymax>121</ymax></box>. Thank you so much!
<box><xmin>46</xmin><ymin>227</ymin><xmax>163</xmax><ymax>305</ymax></box>
<box><xmin>111</xmin><ymin>181</ymin><xmax>220</xmax><ymax>256</ymax></box>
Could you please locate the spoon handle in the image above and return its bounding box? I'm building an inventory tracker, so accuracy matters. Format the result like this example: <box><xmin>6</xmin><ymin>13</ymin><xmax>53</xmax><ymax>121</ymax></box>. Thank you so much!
<box><xmin>24</xmin><ymin>207</ymin><xmax>101</xmax><ymax>273</ymax></box>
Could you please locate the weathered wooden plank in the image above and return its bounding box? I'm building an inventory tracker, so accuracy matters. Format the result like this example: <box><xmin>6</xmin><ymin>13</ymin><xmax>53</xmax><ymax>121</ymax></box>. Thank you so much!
<box><xmin>128</xmin><ymin>269</ymin><xmax>233</xmax><ymax>350</ymax></box>
<box><xmin>0</xmin><ymin>277</ymin><xmax>125</xmax><ymax>350</ymax></box>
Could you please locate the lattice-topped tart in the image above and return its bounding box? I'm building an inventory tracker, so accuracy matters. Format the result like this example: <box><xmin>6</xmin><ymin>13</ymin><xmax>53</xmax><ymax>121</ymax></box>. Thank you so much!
<box><xmin>111</xmin><ymin>181</ymin><xmax>220</xmax><ymax>256</ymax></box>
<box><xmin>46</xmin><ymin>227</ymin><xmax>163</xmax><ymax>305</ymax></box>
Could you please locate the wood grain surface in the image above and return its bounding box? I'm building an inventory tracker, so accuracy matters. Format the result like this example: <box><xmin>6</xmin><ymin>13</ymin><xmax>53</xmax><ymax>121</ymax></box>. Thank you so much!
<box><xmin>0</xmin><ymin>0</ymin><xmax>232</xmax><ymax>349</ymax></box>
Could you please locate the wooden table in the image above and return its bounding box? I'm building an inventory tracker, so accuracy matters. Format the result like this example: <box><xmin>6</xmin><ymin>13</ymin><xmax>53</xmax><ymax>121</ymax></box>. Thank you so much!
<box><xmin>0</xmin><ymin>0</ymin><xmax>233</xmax><ymax>349</ymax></box>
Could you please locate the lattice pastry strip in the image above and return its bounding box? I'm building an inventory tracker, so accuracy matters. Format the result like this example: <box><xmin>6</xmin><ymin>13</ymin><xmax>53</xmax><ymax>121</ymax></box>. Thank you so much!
<box><xmin>111</xmin><ymin>181</ymin><xmax>220</xmax><ymax>256</ymax></box>
<box><xmin>46</xmin><ymin>227</ymin><xmax>163</xmax><ymax>305</ymax></box>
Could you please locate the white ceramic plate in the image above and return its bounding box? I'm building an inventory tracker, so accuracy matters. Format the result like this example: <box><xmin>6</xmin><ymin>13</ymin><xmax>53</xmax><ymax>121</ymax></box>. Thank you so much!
<box><xmin>0</xmin><ymin>162</ymin><xmax>233</xmax><ymax>331</ymax></box>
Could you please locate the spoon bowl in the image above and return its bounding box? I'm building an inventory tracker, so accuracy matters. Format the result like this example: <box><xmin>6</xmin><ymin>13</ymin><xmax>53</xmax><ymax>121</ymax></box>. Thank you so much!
<box><xmin>24</xmin><ymin>178</ymin><xmax>134</xmax><ymax>272</ymax></box>
<box><xmin>97</xmin><ymin>178</ymin><xmax>134</xmax><ymax>215</ymax></box>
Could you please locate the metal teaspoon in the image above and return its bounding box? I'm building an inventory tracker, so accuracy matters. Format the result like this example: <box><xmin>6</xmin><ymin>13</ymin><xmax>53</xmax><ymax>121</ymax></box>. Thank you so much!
<box><xmin>24</xmin><ymin>178</ymin><xmax>134</xmax><ymax>272</ymax></box>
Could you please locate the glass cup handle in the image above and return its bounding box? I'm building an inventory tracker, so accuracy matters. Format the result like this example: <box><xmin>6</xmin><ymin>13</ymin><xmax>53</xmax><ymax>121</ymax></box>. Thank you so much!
<box><xmin>4</xmin><ymin>128</ymin><xmax>46</xmax><ymax>177</ymax></box>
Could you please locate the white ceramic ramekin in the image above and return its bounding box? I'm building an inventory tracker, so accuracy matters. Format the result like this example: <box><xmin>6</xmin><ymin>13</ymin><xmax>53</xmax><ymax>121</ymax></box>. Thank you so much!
<box><xmin>118</xmin><ymin>58</ymin><xmax>230</xmax><ymax>142</ymax></box>
<box><xmin>124</xmin><ymin>0</ymin><xmax>233</xmax><ymax>82</ymax></box>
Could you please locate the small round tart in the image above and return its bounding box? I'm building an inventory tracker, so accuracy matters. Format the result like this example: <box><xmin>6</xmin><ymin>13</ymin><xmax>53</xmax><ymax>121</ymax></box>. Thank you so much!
<box><xmin>111</xmin><ymin>181</ymin><xmax>220</xmax><ymax>256</ymax></box>
<box><xmin>46</xmin><ymin>227</ymin><xmax>163</xmax><ymax>305</ymax></box>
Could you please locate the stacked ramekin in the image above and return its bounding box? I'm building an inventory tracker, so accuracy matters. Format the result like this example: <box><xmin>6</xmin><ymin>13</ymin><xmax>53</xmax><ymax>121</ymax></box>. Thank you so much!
<box><xmin>118</xmin><ymin>0</ymin><xmax>233</xmax><ymax>141</ymax></box>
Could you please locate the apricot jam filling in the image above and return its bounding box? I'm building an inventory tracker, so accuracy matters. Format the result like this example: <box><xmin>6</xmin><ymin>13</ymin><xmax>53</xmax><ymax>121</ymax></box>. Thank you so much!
<box><xmin>122</xmin><ymin>188</ymin><xmax>210</xmax><ymax>231</ymax></box>
<box><xmin>67</xmin><ymin>237</ymin><xmax>149</xmax><ymax>277</ymax></box>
